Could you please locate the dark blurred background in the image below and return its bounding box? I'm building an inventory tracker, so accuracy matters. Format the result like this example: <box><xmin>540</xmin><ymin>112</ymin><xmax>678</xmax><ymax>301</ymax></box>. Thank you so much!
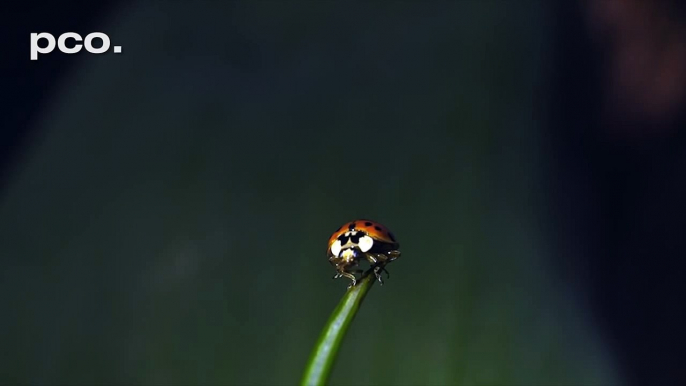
<box><xmin>2</xmin><ymin>1</ymin><xmax>685</xmax><ymax>385</ymax></box>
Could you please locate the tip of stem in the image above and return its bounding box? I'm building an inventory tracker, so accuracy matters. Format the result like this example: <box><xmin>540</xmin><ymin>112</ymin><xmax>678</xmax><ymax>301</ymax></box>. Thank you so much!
<box><xmin>300</xmin><ymin>268</ymin><xmax>378</xmax><ymax>386</ymax></box>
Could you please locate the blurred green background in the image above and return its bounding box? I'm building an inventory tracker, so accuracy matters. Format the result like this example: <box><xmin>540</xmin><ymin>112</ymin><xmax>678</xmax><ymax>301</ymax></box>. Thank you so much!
<box><xmin>1</xmin><ymin>1</ymin><xmax>622</xmax><ymax>385</ymax></box>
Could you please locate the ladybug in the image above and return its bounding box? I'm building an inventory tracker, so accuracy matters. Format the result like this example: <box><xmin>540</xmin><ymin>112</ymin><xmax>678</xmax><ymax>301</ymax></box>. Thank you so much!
<box><xmin>327</xmin><ymin>219</ymin><xmax>401</xmax><ymax>287</ymax></box>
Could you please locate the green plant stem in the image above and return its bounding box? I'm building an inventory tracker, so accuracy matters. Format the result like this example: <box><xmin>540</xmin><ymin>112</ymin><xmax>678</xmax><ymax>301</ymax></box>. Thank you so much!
<box><xmin>300</xmin><ymin>271</ymin><xmax>377</xmax><ymax>386</ymax></box>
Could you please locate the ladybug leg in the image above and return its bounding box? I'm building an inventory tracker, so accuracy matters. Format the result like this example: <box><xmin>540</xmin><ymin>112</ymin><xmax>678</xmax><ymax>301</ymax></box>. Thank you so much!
<box><xmin>334</xmin><ymin>269</ymin><xmax>362</xmax><ymax>279</ymax></box>
<box><xmin>362</xmin><ymin>253</ymin><xmax>378</xmax><ymax>265</ymax></box>
<box><xmin>386</xmin><ymin>250</ymin><xmax>401</xmax><ymax>261</ymax></box>
<box><xmin>377</xmin><ymin>265</ymin><xmax>390</xmax><ymax>279</ymax></box>
<box><xmin>374</xmin><ymin>267</ymin><xmax>384</xmax><ymax>285</ymax></box>
<box><xmin>363</xmin><ymin>253</ymin><xmax>391</xmax><ymax>284</ymax></box>
<box><xmin>334</xmin><ymin>266</ymin><xmax>361</xmax><ymax>288</ymax></box>
<box><xmin>372</xmin><ymin>265</ymin><xmax>390</xmax><ymax>285</ymax></box>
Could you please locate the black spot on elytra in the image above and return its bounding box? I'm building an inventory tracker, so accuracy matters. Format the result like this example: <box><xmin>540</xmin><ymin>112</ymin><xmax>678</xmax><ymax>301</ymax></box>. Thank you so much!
<box><xmin>364</xmin><ymin>221</ymin><xmax>372</xmax><ymax>226</ymax></box>
<box><xmin>374</xmin><ymin>226</ymin><xmax>382</xmax><ymax>231</ymax></box>
<box><xmin>348</xmin><ymin>222</ymin><xmax>356</xmax><ymax>230</ymax></box>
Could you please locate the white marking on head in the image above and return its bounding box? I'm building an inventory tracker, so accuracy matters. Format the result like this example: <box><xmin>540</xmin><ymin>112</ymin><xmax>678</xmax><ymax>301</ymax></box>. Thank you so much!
<box><xmin>358</xmin><ymin>235</ymin><xmax>373</xmax><ymax>252</ymax></box>
<box><xmin>331</xmin><ymin>240</ymin><xmax>342</xmax><ymax>257</ymax></box>
<box><xmin>341</xmin><ymin>249</ymin><xmax>355</xmax><ymax>262</ymax></box>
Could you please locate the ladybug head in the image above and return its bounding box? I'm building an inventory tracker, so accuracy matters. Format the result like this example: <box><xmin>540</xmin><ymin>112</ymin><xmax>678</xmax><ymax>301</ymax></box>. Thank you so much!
<box><xmin>339</xmin><ymin>248</ymin><xmax>359</xmax><ymax>263</ymax></box>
